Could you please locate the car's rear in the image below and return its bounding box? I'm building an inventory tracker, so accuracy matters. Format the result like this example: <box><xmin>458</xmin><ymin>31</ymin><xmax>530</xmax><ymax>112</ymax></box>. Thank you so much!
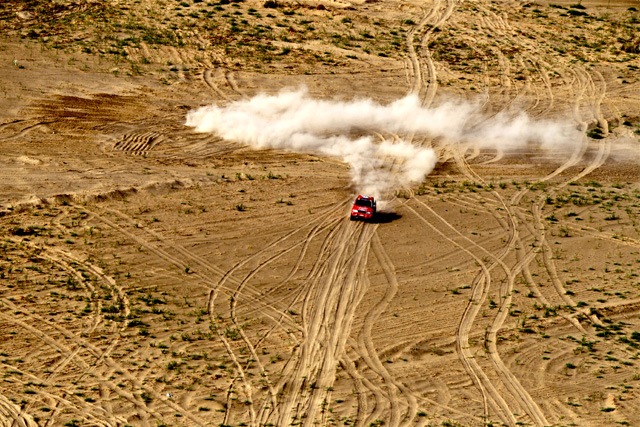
<box><xmin>350</xmin><ymin>195</ymin><xmax>376</xmax><ymax>221</ymax></box>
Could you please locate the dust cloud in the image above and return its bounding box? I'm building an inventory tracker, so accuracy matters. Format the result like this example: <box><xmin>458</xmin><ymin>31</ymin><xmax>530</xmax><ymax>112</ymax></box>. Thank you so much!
<box><xmin>186</xmin><ymin>88</ymin><xmax>580</xmax><ymax>199</ymax></box>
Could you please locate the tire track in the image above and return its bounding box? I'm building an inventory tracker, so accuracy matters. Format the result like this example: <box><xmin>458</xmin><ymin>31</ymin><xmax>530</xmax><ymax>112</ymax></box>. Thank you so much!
<box><xmin>352</xmin><ymin>235</ymin><xmax>405</xmax><ymax>427</ymax></box>
<box><xmin>432</xmin><ymin>28</ymin><xmax>622</xmax><ymax>421</ymax></box>
<box><xmin>263</xmin><ymin>221</ymin><xmax>374</xmax><ymax>427</ymax></box>
<box><xmin>89</xmin><ymin>201</ymin><xmax>349</xmax><ymax>426</ymax></box>
<box><xmin>221</xmin><ymin>216</ymin><xmax>346</xmax><ymax>424</ymax></box>
<box><xmin>404</xmin><ymin>0</ymin><xmax>442</xmax><ymax>98</ymax></box>
<box><xmin>0</xmin><ymin>121</ymin><xmax>55</xmax><ymax>142</ymax></box>
<box><xmin>405</xmin><ymin>201</ymin><xmax>516</xmax><ymax>426</ymax></box>
<box><xmin>422</xmin><ymin>141</ymin><xmax>582</xmax><ymax>426</ymax></box>
<box><xmin>113</xmin><ymin>132</ymin><xmax>165</xmax><ymax>157</ymax></box>
<box><xmin>414</xmin><ymin>195</ymin><xmax>554</xmax><ymax>426</ymax></box>
<box><xmin>202</xmin><ymin>68</ymin><xmax>232</xmax><ymax>102</ymax></box>
<box><xmin>0</xmin><ymin>391</ymin><xmax>37</xmax><ymax>427</ymax></box>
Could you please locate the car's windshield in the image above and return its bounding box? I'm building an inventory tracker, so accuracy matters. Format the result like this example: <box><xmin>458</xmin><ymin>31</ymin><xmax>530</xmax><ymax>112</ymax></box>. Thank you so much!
<box><xmin>355</xmin><ymin>199</ymin><xmax>373</xmax><ymax>207</ymax></box>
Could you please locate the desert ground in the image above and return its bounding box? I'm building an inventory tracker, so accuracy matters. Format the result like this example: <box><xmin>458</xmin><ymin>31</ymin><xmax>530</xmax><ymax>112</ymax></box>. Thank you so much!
<box><xmin>1</xmin><ymin>0</ymin><xmax>640</xmax><ymax>426</ymax></box>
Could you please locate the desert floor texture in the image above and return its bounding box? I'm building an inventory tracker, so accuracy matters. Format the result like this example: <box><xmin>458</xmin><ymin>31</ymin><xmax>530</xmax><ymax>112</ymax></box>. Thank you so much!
<box><xmin>1</xmin><ymin>0</ymin><xmax>640</xmax><ymax>426</ymax></box>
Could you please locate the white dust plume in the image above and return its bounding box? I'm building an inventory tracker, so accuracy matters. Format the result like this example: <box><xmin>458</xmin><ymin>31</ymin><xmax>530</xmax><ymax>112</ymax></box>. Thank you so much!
<box><xmin>185</xmin><ymin>88</ymin><xmax>580</xmax><ymax>201</ymax></box>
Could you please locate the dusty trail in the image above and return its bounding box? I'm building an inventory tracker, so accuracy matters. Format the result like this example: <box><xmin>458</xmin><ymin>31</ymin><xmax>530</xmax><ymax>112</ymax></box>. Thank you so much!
<box><xmin>83</xmin><ymin>203</ymin><xmax>371</xmax><ymax>426</ymax></box>
<box><xmin>354</xmin><ymin>235</ymin><xmax>405</xmax><ymax>427</ymax></box>
<box><xmin>434</xmin><ymin>48</ymin><xmax>622</xmax><ymax>424</ymax></box>
<box><xmin>450</xmin><ymin>154</ymin><xmax>547</xmax><ymax>426</ymax></box>
<box><xmin>254</xmin><ymin>221</ymin><xmax>361</xmax><ymax>424</ymax></box>
<box><xmin>89</xmin><ymin>205</ymin><xmax>319</xmax><ymax>334</ymax></box>
<box><xmin>404</xmin><ymin>0</ymin><xmax>438</xmax><ymax>97</ymax></box>
<box><xmin>416</xmin><ymin>14</ymin><xmax>606</xmax><ymax>416</ymax></box>
<box><xmin>405</xmin><ymin>0</ymin><xmax>458</xmax><ymax>105</ymax></box>
<box><xmin>219</xmin><ymin>216</ymin><xmax>346</xmax><ymax>424</ymax></box>
<box><xmin>270</xmin><ymin>221</ymin><xmax>375</xmax><ymax>427</ymax></box>
<box><xmin>369</xmin><ymin>3</ymin><xmax>561</xmax><ymax>424</ymax></box>
<box><xmin>439</xmin><ymin>125</ymin><xmax>609</xmax><ymax>427</ymax></box>
<box><xmin>405</xmin><ymin>202</ymin><xmax>514</xmax><ymax>425</ymax></box>
<box><xmin>89</xmin><ymin>193</ymin><xmax>368</xmax><ymax>427</ymax></box>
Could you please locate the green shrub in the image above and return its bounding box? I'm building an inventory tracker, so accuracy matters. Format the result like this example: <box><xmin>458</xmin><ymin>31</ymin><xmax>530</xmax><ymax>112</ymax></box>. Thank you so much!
<box><xmin>568</xmin><ymin>9</ymin><xmax>588</xmax><ymax>16</ymax></box>
<box><xmin>586</xmin><ymin>128</ymin><xmax>604</xmax><ymax>139</ymax></box>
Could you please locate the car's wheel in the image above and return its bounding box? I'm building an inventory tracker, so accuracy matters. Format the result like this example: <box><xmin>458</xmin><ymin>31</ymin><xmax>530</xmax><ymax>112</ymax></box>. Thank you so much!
<box><xmin>350</xmin><ymin>215</ymin><xmax>356</xmax><ymax>221</ymax></box>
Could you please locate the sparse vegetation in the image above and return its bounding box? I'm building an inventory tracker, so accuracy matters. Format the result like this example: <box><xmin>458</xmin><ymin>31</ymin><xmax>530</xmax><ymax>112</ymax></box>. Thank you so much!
<box><xmin>0</xmin><ymin>1</ymin><xmax>638</xmax><ymax>426</ymax></box>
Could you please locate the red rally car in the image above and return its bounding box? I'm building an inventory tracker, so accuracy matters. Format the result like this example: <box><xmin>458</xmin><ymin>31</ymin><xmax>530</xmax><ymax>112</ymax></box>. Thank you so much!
<box><xmin>350</xmin><ymin>195</ymin><xmax>376</xmax><ymax>221</ymax></box>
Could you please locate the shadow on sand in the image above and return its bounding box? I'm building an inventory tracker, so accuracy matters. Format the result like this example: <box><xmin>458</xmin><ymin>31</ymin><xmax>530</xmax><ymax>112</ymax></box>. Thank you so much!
<box><xmin>369</xmin><ymin>212</ymin><xmax>402</xmax><ymax>224</ymax></box>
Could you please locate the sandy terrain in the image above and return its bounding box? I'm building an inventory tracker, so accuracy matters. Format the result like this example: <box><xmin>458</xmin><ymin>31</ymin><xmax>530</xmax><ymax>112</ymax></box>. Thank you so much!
<box><xmin>1</xmin><ymin>0</ymin><xmax>639</xmax><ymax>426</ymax></box>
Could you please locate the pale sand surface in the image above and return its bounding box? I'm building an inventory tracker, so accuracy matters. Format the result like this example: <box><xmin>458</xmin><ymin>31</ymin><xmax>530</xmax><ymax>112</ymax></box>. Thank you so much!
<box><xmin>0</xmin><ymin>0</ymin><xmax>639</xmax><ymax>426</ymax></box>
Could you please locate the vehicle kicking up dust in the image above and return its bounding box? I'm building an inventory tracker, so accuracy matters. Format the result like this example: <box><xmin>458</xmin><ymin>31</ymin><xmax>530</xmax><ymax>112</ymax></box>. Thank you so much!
<box><xmin>350</xmin><ymin>195</ymin><xmax>377</xmax><ymax>221</ymax></box>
